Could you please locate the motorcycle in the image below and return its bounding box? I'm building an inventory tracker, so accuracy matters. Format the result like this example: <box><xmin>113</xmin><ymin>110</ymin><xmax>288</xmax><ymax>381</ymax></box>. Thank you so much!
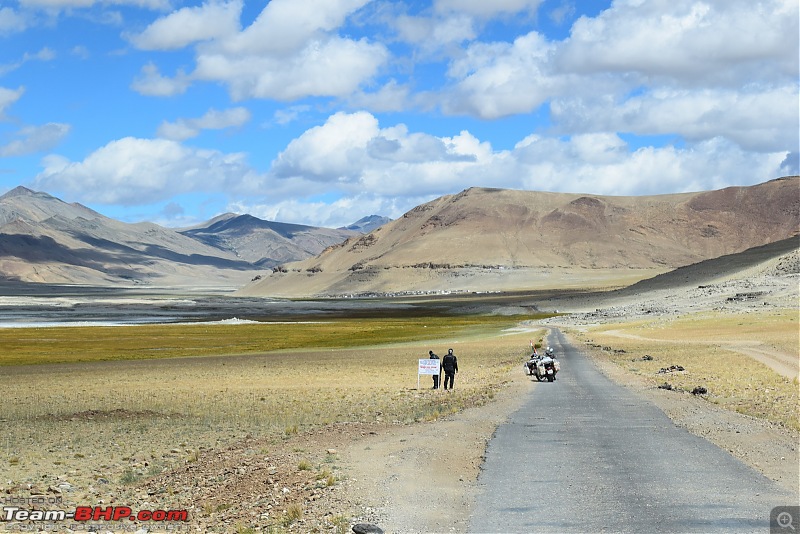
<box><xmin>529</xmin><ymin>353</ymin><xmax>559</xmax><ymax>382</ymax></box>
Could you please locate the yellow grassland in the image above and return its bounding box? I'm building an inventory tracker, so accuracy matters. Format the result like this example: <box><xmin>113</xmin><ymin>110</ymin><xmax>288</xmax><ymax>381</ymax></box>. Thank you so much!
<box><xmin>575</xmin><ymin>308</ymin><xmax>799</xmax><ymax>430</ymax></box>
<box><xmin>0</xmin><ymin>318</ymin><xmax>544</xmax><ymax>487</ymax></box>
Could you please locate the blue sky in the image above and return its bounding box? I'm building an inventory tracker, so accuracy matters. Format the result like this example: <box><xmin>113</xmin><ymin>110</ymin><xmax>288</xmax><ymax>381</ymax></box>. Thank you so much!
<box><xmin>1</xmin><ymin>0</ymin><xmax>797</xmax><ymax>228</ymax></box>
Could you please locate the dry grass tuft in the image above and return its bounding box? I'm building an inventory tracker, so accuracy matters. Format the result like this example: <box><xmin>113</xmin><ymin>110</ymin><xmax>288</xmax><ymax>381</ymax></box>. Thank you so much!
<box><xmin>578</xmin><ymin>308</ymin><xmax>799</xmax><ymax>430</ymax></box>
<box><xmin>297</xmin><ymin>459</ymin><xmax>312</xmax><ymax>471</ymax></box>
<box><xmin>283</xmin><ymin>503</ymin><xmax>303</xmax><ymax>526</ymax></box>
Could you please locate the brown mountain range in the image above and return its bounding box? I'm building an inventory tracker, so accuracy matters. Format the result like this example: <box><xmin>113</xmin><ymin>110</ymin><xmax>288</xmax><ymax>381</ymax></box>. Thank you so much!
<box><xmin>179</xmin><ymin>213</ymin><xmax>357</xmax><ymax>267</ymax></box>
<box><xmin>240</xmin><ymin>177</ymin><xmax>800</xmax><ymax>298</ymax></box>
<box><xmin>0</xmin><ymin>187</ymin><xmax>258</xmax><ymax>288</ymax></box>
<box><xmin>0</xmin><ymin>187</ymin><xmax>356</xmax><ymax>288</ymax></box>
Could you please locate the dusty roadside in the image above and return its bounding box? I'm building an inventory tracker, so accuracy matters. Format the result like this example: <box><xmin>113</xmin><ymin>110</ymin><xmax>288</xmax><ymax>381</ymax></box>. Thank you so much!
<box><xmin>331</xmin><ymin>368</ymin><xmax>531</xmax><ymax>533</ymax></box>
<box><xmin>125</xmin><ymin>367</ymin><xmax>533</xmax><ymax>533</ymax></box>
<box><xmin>325</xmin><ymin>327</ymin><xmax>798</xmax><ymax>534</ymax></box>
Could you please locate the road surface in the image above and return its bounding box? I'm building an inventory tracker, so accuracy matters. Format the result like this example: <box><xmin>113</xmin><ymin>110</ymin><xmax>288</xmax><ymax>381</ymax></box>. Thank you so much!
<box><xmin>469</xmin><ymin>328</ymin><xmax>796</xmax><ymax>533</ymax></box>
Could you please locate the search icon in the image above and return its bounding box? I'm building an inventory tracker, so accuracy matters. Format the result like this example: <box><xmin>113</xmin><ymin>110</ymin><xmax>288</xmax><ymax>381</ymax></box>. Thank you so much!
<box><xmin>773</xmin><ymin>507</ymin><xmax>800</xmax><ymax>533</ymax></box>
<box><xmin>778</xmin><ymin>512</ymin><xmax>795</xmax><ymax>531</ymax></box>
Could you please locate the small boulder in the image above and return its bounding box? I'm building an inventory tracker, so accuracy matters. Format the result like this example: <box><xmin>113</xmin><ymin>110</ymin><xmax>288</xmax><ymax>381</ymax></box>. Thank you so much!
<box><xmin>353</xmin><ymin>523</ymin><xmax>384</xmax><ymax>534</ymax></box>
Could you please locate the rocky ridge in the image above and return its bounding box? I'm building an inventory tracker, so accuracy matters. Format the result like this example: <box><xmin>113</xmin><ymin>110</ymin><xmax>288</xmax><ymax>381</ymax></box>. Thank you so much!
<box><xmin>242</xmin><ymin>177</ymin><xmax>800</xmax><ymax>298</ymax></box>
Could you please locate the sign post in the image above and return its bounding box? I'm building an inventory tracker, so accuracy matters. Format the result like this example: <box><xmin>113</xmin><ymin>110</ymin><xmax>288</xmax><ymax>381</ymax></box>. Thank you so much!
<box><xmin>418</xmin><ymin>358</ymin><xmax>440</xmax><ymax>390</ymax></box>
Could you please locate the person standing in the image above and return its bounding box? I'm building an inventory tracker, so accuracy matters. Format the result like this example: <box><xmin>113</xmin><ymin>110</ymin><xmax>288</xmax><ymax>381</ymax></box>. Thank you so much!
<box><xmin>429</xmin><ymin>350</ymin><xmax>441</xmax><ymax>389</ymax></box>
<box><xmin>442</xmin><ymin>348</ymin><xmax>458</xmax><ymax>390</ymax></box>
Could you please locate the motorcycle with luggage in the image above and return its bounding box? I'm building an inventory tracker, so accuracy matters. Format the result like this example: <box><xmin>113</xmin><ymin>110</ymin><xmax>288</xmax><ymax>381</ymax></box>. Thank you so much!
<box><xmin>526</xmin><ymin>347</ymin><xmax>560</xmax><ymax>382</ymax></box>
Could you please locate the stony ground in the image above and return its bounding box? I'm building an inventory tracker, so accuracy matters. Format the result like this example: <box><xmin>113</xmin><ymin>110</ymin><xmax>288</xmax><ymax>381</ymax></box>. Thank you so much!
<box><xmin>116</xmin><ymin>370</ymin><xmax>532</xmax><ymax>534</ymax></box>
<box><xmin>3</xmin><ymin>253</ymin><xmax>798</xmax><ymax>534</ymax></box>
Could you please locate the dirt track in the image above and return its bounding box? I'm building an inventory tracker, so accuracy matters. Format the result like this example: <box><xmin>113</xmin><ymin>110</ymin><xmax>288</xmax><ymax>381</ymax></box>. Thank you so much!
<box><xmin>596</xmin><ymin>330</ymin><xmax>799</xmax><ymax>380</ymax></box>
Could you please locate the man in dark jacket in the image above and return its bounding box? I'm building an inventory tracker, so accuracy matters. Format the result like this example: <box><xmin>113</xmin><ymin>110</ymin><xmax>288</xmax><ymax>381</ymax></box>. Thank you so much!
<box><xmin>429</xmin><ymin>350</ymin><xmax>440</xmax><ymax>389</ymax></box>
<box><xmin>442</xmin><ymin>348</ymin><xmax>458</xmax><ymax>390</ymax></box>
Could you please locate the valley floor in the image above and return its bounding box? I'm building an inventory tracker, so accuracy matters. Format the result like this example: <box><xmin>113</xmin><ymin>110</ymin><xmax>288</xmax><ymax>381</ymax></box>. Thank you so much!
<box><xmin>1</xmin><ymin>265</ymin><xmax>797</xmax><ymax>533</ymax></box>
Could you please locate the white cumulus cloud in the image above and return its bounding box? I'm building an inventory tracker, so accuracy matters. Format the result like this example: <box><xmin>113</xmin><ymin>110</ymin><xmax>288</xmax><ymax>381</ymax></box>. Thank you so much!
<box><xmin>133</xmin><ymin>0</ymin><xmax>387</xmax><ymax>101</ymax></box>
<box><xmin>130</xmin><ymin>62</ymin><xmax>192</xmax><ymax>97</ymax></box>
<box><xmin>434</xmin><ymin>0</ymin><xmax>798</xmax><ymax>155</ymax></box>
<box><xmin>214</xmin><ymin>0</ymin><xmax>370</xmax><ymax>55</ymax></box>
<box><xmin>434</xmin><ymin>0</ymin><xmax>543</xmax><ymax>18</ymax></box>
<box><xmin>443</xmin><ymin>31</ymin><xmax>557</xmax><ymax>118</ymax></box>
<box><xmin>270</xmin><ymin>111</ymin><xmax>488</xmax><ymax>197</ymax></box>
<box><xmin>557</xmin><ymin>0</ymin><xmax>798</xmax><ymax>86</ymax></box>
<box><xmin>0</xmin><ymin>6</ymin><xmax>28</xmax><ymax>36</ymax></box>
<box><xmin>193</xmin><ymin>35</ymin><xmax>387</xmax><ymax>102</ymax></box>
<box><xmin>127</xmin><ymin>0</ymin><xmax>242</xmax><ymax>50</ymax></box>
<box><xmin>33</xmin><ymin>137</ymin><xmax>259</xmax><ymax>205</ymax></box>
<box><xmin>157</xmin><ymin>107</ymin><xmax>251</xmax><ymax>141</ymax></box>
<box><xmin>19</xmin><ymin>0</ymin><xmax>169</xmax><ymax>9</ymax></box>
<box><xmin>551</xmin><ymin>86</ymin><xmax>799</xmax><ymax>153</ymax></box>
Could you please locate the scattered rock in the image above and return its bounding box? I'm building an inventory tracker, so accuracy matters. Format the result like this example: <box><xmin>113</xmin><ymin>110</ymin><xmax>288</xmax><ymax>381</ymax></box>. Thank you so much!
<box><xmin>726</xmin><ymin>291</ymin><xmax>766</xmax><ymax>302</ymax></box>
<box><xmin>691</xmin><ymin>386</ymin><xmax>708</xmax><ymax>395</ymax></box>
<box><xmin>657</xmin><ymin>365</ymin><xmax>685</xmax><ymax>374</ymax></box>
<box><xmin>658</xmin><ymin>383</ymin><xmax>673</xmax><ymax>391</ymax></box>
<box><xmin>353</xmin><ymin>523</ymin><xmax>385</xmax><ymax>534</ymax></box>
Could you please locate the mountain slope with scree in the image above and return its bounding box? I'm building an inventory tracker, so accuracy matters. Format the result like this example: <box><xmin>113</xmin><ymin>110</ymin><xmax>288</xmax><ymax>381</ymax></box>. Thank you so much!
<box><xmin>240</xmin><ymin>177</ymin><xmax>799</xmax><ymax>297</ymax></box>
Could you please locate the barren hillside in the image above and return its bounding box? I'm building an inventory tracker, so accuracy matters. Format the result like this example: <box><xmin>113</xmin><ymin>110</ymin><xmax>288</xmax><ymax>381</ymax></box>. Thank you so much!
<box><xmin>180</xmin><ymin>213</ymin><xmax>358</xmax><ymax>267</ymax></box>
<box><xmin>0</xmin><ymin>187</ymin><xmax>260</xmax><ymax>288</ymax></box>
<box><xmin>241</xmin><ymin>177</ymin><xmax>800</xmax><ymax>297</ymax></box>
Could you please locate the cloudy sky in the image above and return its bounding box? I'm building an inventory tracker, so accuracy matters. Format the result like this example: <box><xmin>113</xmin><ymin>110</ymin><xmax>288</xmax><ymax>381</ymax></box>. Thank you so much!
<box><xmin>1</xmin><ymin>0</ymin><xmax>797</xmax><ymax>228</ymax></box>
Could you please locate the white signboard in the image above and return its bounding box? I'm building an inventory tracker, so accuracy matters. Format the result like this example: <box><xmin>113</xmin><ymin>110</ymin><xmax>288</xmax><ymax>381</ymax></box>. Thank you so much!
<box><xmin>418</xmin><ymin>358</ymin><xmax>440</xmax><ymax>375</ymax></box>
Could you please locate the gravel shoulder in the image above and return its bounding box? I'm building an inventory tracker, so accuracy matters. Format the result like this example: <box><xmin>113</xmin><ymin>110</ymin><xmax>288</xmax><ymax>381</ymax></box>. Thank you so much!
<box><xmin>333</xmin><ymin>369</ymin><xmax>531</xmax><ymax>533</ymax></box>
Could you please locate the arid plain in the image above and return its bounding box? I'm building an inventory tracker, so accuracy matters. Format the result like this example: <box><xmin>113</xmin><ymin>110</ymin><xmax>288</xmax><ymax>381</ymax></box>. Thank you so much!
<box><xmin>1</xmin><ymin>236</ymin><xmax>797</xmax><ymax>533</ymax></box>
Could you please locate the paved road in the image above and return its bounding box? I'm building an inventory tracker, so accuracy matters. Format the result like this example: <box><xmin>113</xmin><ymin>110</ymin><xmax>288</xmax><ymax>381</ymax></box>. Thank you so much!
<box><xmin>469</xmin><ymin>328</ymin><xmax>796</xmax><ymax>533</ymax></box>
